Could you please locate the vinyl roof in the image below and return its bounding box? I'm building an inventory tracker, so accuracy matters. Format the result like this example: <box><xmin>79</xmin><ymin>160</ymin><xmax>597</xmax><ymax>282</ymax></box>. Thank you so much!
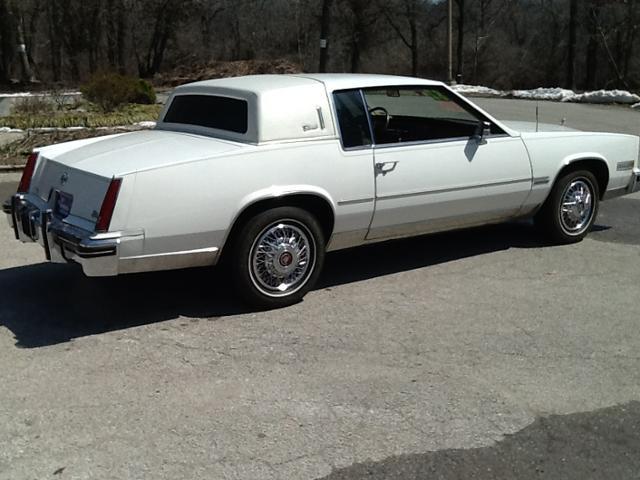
<box><xmin>177</xmin><ymin>73</ymin><xmax>443</xmax><ymax>94</ymax></box>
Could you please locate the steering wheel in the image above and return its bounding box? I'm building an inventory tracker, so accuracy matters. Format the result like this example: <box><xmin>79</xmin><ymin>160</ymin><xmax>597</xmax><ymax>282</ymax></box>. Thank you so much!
<box><xmin>368</xmin><ymin>106</ymin><xmax>391</xmax><ymax>129</ymax></box>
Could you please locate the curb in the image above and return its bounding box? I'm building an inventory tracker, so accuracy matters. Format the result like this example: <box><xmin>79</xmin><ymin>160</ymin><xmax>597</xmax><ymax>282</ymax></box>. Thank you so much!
<box><xmin>0</xmin><ymin>164</ymin><xmax>25</xmax><ymax>173</ymax></box>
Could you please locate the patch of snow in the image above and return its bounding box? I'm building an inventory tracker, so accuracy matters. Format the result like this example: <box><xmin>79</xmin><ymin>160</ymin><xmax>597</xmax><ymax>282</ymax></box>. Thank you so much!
<box><xmin>571</xmin><ymin>89</ymin><xmax>640</xmax><ymax>105</ymax></box>
<box><xmin>0</xmin><ymin>123</ymin><xmax>156</xmax><ymax>134</ymax></box>
<box><xmin>0</xmin><ymin>127</ymin><xmax>25</xmax><ymax>133</ymax></box>
<box><xmin>451</xmin><ymin>84</ymin><xmax>504</xmax><ymax>96</ymax></box>
<box><xmin>29</xmin><ymin>127</ymin><xmax>86</xmax><ymax>133</ymax></box>
<box><xmin>510</xmin><ymin>87</ymin><xmax>576</xmax><ymax>102</ymax></box>
<box><xmin>0</xmin><ymin>91</ymin><xmax>81</xmax><ymax>98</ymax></box>
<box><xmin>455</xmin><ymin>84</ymin><xmax>640</xmax><ymax>107</ymax></box>
<box><xmin>135</xmin><ymin>121</ymin><xmax>157</xmax><ymax>128</ymax></box>
<box><xmin>632</xmin><ymin>102</ymin><xmax>640</xmax><ymax>109</ymax></box>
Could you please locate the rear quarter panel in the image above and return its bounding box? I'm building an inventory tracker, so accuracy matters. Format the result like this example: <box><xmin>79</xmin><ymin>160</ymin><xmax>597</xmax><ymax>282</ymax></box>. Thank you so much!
<box><xmin>123</xmin><ymin>139</ymin><xmax>375</xmax><ymax>259</ymax></box>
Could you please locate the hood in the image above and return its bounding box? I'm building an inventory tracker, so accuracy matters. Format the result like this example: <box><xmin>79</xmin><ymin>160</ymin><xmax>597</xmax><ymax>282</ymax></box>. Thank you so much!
<box><xmin>502</xmin><ymin>121</ymin><xmax>579</xmax><ymax>133</ymax></box>
<box><xmin>37</xmin><ymin>129</ymin><xmax>246</xmax><ymax>177</ymax></box>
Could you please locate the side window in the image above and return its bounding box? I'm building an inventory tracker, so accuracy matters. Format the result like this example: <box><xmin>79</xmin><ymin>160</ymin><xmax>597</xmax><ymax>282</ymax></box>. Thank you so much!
<box><xmin>333</xmin><ymin>90</ymin><xmax>372</xmax><ymax>149</ymax></box>
<box><xmin>362</xmin><ymin>86</ymin><xmax>502</xmax><ymax>145</ymax></box>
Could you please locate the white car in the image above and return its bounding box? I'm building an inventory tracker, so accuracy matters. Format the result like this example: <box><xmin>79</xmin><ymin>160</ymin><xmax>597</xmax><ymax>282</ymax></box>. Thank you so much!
<box><xmin>4</xmin><ymin>74</ymin><xmax>640</xmax><ymax>307</ymax></box>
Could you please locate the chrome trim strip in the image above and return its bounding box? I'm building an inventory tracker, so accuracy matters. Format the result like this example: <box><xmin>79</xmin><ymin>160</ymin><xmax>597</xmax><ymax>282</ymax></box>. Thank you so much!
<box><xmin>360</xmin><ymin>89</ymin><xmax>376</xmax><ymax>147</ymax></box>
<box><xmin>377</xmin><ymin>178</ymin><xmax>532</xmax><ymax>201</ymax></box>
<box><xmin>122</xmin><ymin>246</ymin><xmax>219</xmax><ymax>261</ymax></box>
<box><xmin>341</xmin><ymin>144</ymin><xmax>374</xmax><ymax>152</ymax></box>
<box><xmin>373</xmin><ymin>134</ymin><xmax>511</xmax><ymax>150</ymax></box>
<box><xmin>533</xmin><ymin>176</ymin><xmax>550</xmax><ymax>185</ymax></box>
<box><xmin>337</xmin><ymin>197</ymin><xmax>374</xmax><ymax>206</ymax></box>
<box><xmin>603</xmin><ymin>186</ymin><xmax>627</xmax><ymax>200</ymax></box>
<box><xmin>617</xmin><ymin>161</ymin><xmax>635</xmax><ymax>171</ymax></box>
<box><xmin>316</xmin><ymin>106</ymin><xmax>325</xmax><ymax>130</ymax></box>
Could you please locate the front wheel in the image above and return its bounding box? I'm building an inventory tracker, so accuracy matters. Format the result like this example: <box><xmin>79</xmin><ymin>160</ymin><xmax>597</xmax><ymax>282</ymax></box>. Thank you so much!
<box><xmin>229</xmin><ymin>206</ymin><xmax>325</xmax><ymax>309</ymax></box>
<box><xmin>535</xmin><ymin>169</ymin><xmax>600</xmax><ymax>244</ymax></box>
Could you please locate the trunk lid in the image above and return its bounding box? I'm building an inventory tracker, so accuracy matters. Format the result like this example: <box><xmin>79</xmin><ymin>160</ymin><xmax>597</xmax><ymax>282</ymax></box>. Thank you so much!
<box><xmin>31</xmin><ymin>158</ymin><xmax>111</xmax><ymax>224</ymax></box>
<box><xmin>39</xmin><ymin>129</ymin><xmax>245</xmax><ymax>177</ymax></box>
<box><xmin>30</xmin><ymin>129</ymin><xmax>245</xmax><ymax>225</ymax></box>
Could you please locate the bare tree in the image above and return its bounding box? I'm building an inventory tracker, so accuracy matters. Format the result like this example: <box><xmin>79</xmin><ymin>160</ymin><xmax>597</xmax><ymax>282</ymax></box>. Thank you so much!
<box><xmin>454</xmin><ymin>0</ymin><xmax>465</xmax><ymax>82</ymax></box>
<box><xmin>380</xmin><ymin>0</ymin><xmax>420</xmax><ymax>76</ymax></box>
<box><xmin>342</xmin><ymin>0</ymin><xmax>377</xmax><ymax>72</ymax></box>
<box><xmin>566</xmin><ymin>0</ymin><xmax>578</xmax><ymax>89</ymax></box>
<box><xmin>585</xmin><ymin>1</ymin><xmax>601</xmax><ymax>90</ymax></box>
<box><xmin>133</xmin><ymin>0</ymin><xmax>193</xmax><ymax>77</ymax></box>
<box><xmin>318</xmin><ymin>0</ymin><xmax>334</xmax><ymax>72</ymax></box>
<box><xmin>1</xmin><ymin>0</ymin><xmax>639</xmax><ymax>91</ymax></box>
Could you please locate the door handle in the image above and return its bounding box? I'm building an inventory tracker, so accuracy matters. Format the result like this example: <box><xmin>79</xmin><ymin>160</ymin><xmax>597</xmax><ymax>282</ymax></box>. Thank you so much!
<box><xmin>375</xmin><ymin>161</ymin><xmax>398</xmax><ymax>175</ymax></box>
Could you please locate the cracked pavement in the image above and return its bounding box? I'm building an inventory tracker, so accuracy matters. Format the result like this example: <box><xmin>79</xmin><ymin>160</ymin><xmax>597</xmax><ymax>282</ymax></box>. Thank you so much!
<box><xmin>1</xmin><ymin>99</ymin><xmax>640</xmax><ymax>479</ymax></box>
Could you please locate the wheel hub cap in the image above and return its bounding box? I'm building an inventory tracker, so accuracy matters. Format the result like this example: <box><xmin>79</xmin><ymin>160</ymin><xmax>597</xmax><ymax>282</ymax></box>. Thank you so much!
<box><xmin>250</xmin><ymin>221</ymin><xmax>315</xmax><ymax>296</ymax></box>
<box><xmin>279</xmin><ymin>251</ymin><xmax>293</xmax><ymax>267</ymax></box>
<box><xmin>560</xmin><ymin>179</ymin><xmax>594</xmax><ymax>234</ymax></box>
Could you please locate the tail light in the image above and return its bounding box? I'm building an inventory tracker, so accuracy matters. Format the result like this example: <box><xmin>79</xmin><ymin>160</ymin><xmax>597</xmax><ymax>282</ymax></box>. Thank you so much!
<box><xmin>17</xmin><ymin>153</ymin><xmax>38</xmax><ymax>193</ymax></box>
<box><xmin>95</xmin><ymin>178</ymin><xmax>122</xmax><ymax>232</ymax></box>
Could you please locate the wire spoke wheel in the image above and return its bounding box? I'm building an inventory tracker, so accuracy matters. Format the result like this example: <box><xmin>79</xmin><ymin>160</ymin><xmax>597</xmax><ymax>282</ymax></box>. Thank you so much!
<box><xmin>558</xmin><ymin>177</ymin><xmax>595</xmax><ymax>235</ymax></box>
<box><xmin>249</xmin><ymin>219</ymin><xmax>316</xmax><ymax>297</ymax></box>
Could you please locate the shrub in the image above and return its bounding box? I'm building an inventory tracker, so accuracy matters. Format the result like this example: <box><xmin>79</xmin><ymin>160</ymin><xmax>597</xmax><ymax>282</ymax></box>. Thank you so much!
<box><xmin>81</xmin><ymin>73</ymin><xmax>156</xmax><ymax>112</ymax></box>
<box><xmin>131</xmin><ymin>78</ymin><xmax>157</xmax><ymax>105</ymax></box>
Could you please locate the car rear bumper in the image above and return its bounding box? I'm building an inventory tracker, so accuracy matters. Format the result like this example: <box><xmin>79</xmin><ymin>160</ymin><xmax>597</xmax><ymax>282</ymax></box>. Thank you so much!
<box><xmin>4</xmin><ymin>193</ymin><xmax>127</xmax><ymax>276</ymax></box>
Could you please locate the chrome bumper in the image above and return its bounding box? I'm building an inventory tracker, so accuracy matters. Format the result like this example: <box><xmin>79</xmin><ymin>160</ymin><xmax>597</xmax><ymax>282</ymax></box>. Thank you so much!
<box><xmin>630</xmin><ymin>168</ymin><xmax>640</xmax><ymax>194</ymax></box>
<box><xmin>4</xmin><ymin>194</ymin><xmax>120</xmax><ymax>276</ymax></box>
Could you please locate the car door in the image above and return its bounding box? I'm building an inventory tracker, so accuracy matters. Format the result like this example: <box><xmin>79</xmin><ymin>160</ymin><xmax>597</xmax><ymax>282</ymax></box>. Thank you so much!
<box><xmin>364</xmin><ymin>86</ymin><xmax>532</xmax><ymax>240</ymax></box>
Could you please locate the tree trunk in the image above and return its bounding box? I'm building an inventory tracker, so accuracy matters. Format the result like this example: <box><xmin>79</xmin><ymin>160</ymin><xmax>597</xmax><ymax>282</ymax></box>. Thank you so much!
<box><xmin>318</xmin><ymin>0</ymin><xmax>333</xmax><ymax>72</ymax></box>
<box><xmin>15</xmin><ymin>14</ymin><xmax>36</xmax><ymax>82</ymax></box>
<box><xmin>116</xmin><ymin>2</ymin><xmax>127</xmax><ymax>74</ymax></box>
<box><xmin>621</xmin><ymin>0</ymin><xmax>637</xmax><ymax>80</ymax></box>
<box><xmin>455</xmin><ymin>0</ymin><xmax>464</xmax><ymax>82</ymax></box>
<box><xmin>584</xmin><ymin>3</ymin><xmax>600</xmax><ymax>91</ymax></box>
<box><xmin>350</xmin><ymin>32</ymin><xmax>360</xmax><ymax>73</ymax></box>
<box><xmin>46</xmin><ymin>0</ymin><xmax>62</xmax><ymax>82</ymax></box>
<box><xmin>0</xmin><ymin>0</ymin><xmax>14</xmax><ymax>83</ymax></box>
<box><xmin>566</xmin><ymin>0</ymin><xmax>577</xmax><ymax>90</ymax></box>
<box><xmin>410</xmin><ymin>12</ymin><xmax>418</xmax><ymax>76</ymax></box>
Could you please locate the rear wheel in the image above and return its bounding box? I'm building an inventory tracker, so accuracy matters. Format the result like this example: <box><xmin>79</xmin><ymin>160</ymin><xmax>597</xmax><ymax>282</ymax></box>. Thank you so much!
<box><xmin>535</xmin><ymin>169</ymin><xmax>600</xmax><ymax>244</ymax></box>
<box><xmin>229</xmin><ymin>206</ymin><xmax>325</xmax><ymax>308</ymax></box>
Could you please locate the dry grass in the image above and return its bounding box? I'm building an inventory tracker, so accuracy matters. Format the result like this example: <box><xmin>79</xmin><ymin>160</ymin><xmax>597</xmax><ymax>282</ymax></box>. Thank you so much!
<box><xmin>0</xmin><ymin>103</ymin><xmax>161</xmax><ymax>130</ymax></box>
<box><xmin>0</xmin><ymin>128</ymin><xmax>150</xmax><ymax>166</ymax></box>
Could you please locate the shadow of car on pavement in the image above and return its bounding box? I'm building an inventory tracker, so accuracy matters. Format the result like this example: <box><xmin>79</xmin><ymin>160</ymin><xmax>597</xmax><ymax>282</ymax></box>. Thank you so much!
<box><xmin>0</xmin><ymin>221</ymin><xmax>559</xmax><ymax>348</ymax></box>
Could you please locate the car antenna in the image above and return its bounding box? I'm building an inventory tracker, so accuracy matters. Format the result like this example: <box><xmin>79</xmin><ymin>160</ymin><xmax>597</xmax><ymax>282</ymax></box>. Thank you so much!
<box><xmin>535</xmin><ymin>103</ymin><xmax>539</xmax><ymax>132</ymax></box>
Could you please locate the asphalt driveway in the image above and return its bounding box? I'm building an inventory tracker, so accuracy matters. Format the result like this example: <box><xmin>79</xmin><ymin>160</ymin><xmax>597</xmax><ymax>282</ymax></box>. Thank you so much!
<box><xmin>1</xmin><ymin>99</ymin><xmax>639</xmax><ymax>479</ymax></box>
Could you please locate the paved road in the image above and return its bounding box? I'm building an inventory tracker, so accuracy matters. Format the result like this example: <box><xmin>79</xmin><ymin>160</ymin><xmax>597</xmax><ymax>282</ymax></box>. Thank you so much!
<box><xmin>1</xmin><ymin>100</ymin><xmax>640</xmax><ymax>480</ymax></box>
<box><xmin>474</xmin><ymin>97</ymin><xmax>640</xmax><ymax>136</ymax></box>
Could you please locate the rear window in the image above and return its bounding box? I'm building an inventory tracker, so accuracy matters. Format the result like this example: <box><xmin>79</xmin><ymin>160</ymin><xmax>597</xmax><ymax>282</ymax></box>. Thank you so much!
<box><xmin>163</xmin><ymin>94</ymin><xmax>248</xmax><ymax>134</ymax></box>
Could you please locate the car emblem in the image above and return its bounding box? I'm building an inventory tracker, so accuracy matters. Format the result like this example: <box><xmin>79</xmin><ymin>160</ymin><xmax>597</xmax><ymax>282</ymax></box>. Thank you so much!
<box><xmin>60</xmin><ymin>173</ymin><xmax>69</xmax><ymax>185</ymax></box>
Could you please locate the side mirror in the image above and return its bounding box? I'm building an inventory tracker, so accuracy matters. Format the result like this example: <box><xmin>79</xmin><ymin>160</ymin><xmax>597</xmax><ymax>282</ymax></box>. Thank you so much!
<box><xmin>473</xmin><ymin>121</ymin><xmax>492</xmax><ymax>144</ymax></box>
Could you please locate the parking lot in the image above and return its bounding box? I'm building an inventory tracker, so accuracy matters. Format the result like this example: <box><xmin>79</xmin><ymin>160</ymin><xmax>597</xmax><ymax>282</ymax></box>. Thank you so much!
<box><xmin>1</xmin><ymin>99</ymin><xmax>640</xmax><ymax>479</ymax></box>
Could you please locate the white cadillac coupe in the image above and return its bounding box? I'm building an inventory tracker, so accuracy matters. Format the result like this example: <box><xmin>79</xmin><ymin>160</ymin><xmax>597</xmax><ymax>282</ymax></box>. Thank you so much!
<box><xmin>4</xmin><ymin>74</ymin><xmax>640</xmax><ymax>307</ymax></box>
